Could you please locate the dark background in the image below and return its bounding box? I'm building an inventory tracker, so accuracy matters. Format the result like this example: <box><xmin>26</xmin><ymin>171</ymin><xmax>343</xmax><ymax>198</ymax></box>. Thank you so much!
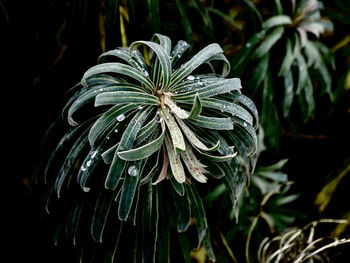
<box><xmin>3</xmin><ymin>0</ymin><xmax>349</xmax><ymax>261</ymax></box>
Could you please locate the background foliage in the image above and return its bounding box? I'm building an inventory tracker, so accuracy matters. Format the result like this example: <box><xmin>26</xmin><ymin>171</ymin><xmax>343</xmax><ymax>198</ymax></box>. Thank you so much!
<box><xmin>5</xmin><ymin>0</ymin><xmax>350</xmax><ymax>262</ymax></box>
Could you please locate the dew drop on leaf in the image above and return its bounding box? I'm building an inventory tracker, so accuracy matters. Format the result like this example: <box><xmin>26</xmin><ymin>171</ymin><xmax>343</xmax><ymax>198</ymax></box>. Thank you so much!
<box><xmin>128</xmin><ymin>165</ymin><xmax>139</xmax><ymax>177</ymax></box>
<box><xmin>117</xmin><ymin>114</ymin><xmax>125</xmax><ymax>122</ymax></box>
<box><xmin>187</xmin><ymin>75</ymin><xmax>195</xmax><ymax>81</ymax></box>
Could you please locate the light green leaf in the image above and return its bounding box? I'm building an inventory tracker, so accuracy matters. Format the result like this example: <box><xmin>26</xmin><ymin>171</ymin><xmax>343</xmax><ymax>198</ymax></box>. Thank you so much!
<box><xmin>188</xmin><ymin>115</ymin><xmax>233</xmax><ymax>130</ymax></box>
<box><xmin>283</xmin><ymin>71</ymin><xmax>294</xmax><ymax>117</ymax></box>
<box><xmin>82</xmin><ymin>62</ymin><xmax>155</xmax><ymax>92</ymax></box>
<box><xmin>95</xmin><ymin>91</ymin><xmax>159</xmax><ymax>107</ymax></box>
<box><xmin>173</xmin><ymin>78</ymin><xmax>241</xmax><ymax>102</ymax></box>
<box><xmin>263</xmin><ymin>15</ymin><xmax>291</xmax><ymax>29</ymax></box>
<box><xmin>176</xmin><ymin>117</ymin><xmax>219</xmax><ymax>152</ymax></box>
<box><xmin>164</xmin><ymin>133</ymin><xmax>186</xmax><ymax>183</ymax></box>
<box><xmin>252</xmin><ymin>26</ymin><xmax>284</xmax><ymax>60</ymax></box>
<box><xmin>88</xmin><ymin>103</ymin><xmax>136</xmax><ymax>146</ymax></box>
<box><xmin>118</xmin><ymin>122</ymin><xmax>165</xmax><ymax>161</ymax></box>
<box><xmin>105</xmin><ymin>107</ymin><xmax>153</xmax><ymax>190</ymax></box>
<box><xmin>200</xmin><ymin>98</ymin><xmax>254</xmax><ymax>126</ymax></box>
<box><xmin>278</xmin><ymin>37</ymin><xmax>294</xmax><ymax>76</ymax></box>
<box><xmin>162</xmin><ymin>108</ymin><xmax>186</xmax><ymax>152</ymax></box>
<box><xmin>225</xmin><ymin>91</ymin><xmax>259</xmax><ymax>129</ymax></box>
<box><xmin>130</xmin><ymin>40</ymin><xmax>172</xmax><ymax>90</ymax></box>
<box><xmin>118</xmin><ymin>160</ymin><xmax>143</xmax><ymax>220</ymax></box>
<box><xmin>170</xmin><ymin>43</ymin><xmax>224</xmax><ymax>87</ymax></box>
<box><xmin>181</xmin><ymin>144</ymin><xmax>208</xmax><ymax>183</ymax></box>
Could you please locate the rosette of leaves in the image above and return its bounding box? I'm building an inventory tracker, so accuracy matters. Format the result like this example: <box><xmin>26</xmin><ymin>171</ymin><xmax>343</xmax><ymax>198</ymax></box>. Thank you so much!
<box><xmin>44</xmin><ymin>33</ymin><xmax>258</xmax><ymax>261</ymax></box>
<box><xmin>233</xmin><ymin>0</ymin><xmax>334</xmax><ymax>147</ymax></box>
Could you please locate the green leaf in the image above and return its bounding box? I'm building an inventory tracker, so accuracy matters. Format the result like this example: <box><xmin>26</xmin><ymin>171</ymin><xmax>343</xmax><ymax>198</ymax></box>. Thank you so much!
<box><xmin>278</xmin><ymin>37</ymin><xmax>294</xmax><ymax>76</ymax></box>
<box><xmin>118</xmin><ymin>122</ymin><xmax>165</xmax><ymax>161</ymax></box>
<box><xmin>172</xmin><ymin>188</ymin><xmax>191</xmax><ymax>232</ymax></box>
<box><xmin>67</xmin><ymin>83</ymin><xmax>143</xmax><ymax>126</ymax></box>
<box><xmin>186</xmin><ymin>184</ymin><xmax>208</xmax><ymax>249</ymax></box>
<box><xmin>130</xmin><ymin>40</ymin><xmax>172</xmax><ymax>91</ymax></box>
<box><xmin>105</xmin><ymin>107</ymin><xmax>153</xmax><ymax>189</ymax></box>
<box><xmin>188</xmin><ymin>115</ymin><xmax>233</xmax><ymax>130</ymax></box>
<box><xmin>170</xmin><ymin>43</ymin><xmax>224</xmax><ymax>87</ymax></box>
<box><xmin>88</xmin><ymin>103</ymin><xmax>136</xmax><ymax>146</ymax></box>
<box><xmin>296</xmin><ymin>52</ymin><xmax>308</xmax><ymax>95</ymax></box>
<box><xmin>222</xmin><ymin>159</ymin><xmax>244</xmax><ymax>205</ymax></box>
<box><xmin>201</xmin><ymin>98</ymin><xmax>254</xmax><ymax>126</ymax></box>
<box><xmin>225</xmin><ymin>91</ymin><xmax>259</xmax><ymax>129</ymax></box>
<box><xmin>118</xmin><ymin>160</ymin><xmax>143</xmax><ymax>220</ymax></box>
<box><xmin>95</xmin><ymin>91</ymin><xmax>159</xmax><ymax>107</ymax></box>
<box><xmin>77</xmin><ymin>147</ymin><xmax>104</xmax><ymax>192</ymax></box>
<box><xmin>173</xmin><ymin>78</ymin><xmax>241</xmax><ymax>102</ymax></box>
<box><xmin>252</xmin><ymin>26</ymin><xmax>284</xmax><ymax>60</ymax></box>
<box><xmin>141</xmin><ymin>182</ymin><xmax>159</xmax><ymax>263</ymax></box>
<box><xmin>55</xmin><ymin>130</ymin><xmax>89</xmax><ymax>197</ymax></box>
<box><xmin>162</xmin><ymin>108</ymin><xmax>186</xmax><ymax>152</ymax></box>
<box><xmin>82</xmin><ymin>62</ymin><xmax>155</xmax><ymax>92</ymax></box>
<box><xmin>181</xmin><ymin>143</ymin><xmax>208</xmax><ymax>183</ymax></box>
<box><xmin>91</xmin><ymin>189</ymin><xmax>116</xmax><ymax>242</ymax></box>
<box><xmin>170</xmin><ymin>40</ymin><xmax>191</xmax><ymax>66</ymax></box>
<box><xmin>98</xmin><ymin>48</ymin><xmax>148</xmax><ymax>73</ymax></box>
<box><xmin>283</xmin><ymin>71</ymin><xmax>294</xmax><ymax>117</ymax></box>
<box><xmin>164</xmin><ymin>133</ymin><xmax>186</xmax><ymax>183</ymax></box>
<box><xmin>187</xmin><ymin>93</ymin><xmax>202</xmax><ymax>119</ymax></box>
<box><xmin>170</xmin><ymin>174</ymin><xmax>185</xmax><ymax>196</ymax></box>
<box><xmin>176</xmin><ymin>117</ymin><xmax>220</xmax><ymax>152</ymax></box>
<box><xmin>250</xmin><ymin>53</ymin><xmax>270</xmax><ymax>95</ymax></box>
<box><xmin>263</xmin><ymin>15</ymin><xmax>291</xmax><ymax>29</ymax></box>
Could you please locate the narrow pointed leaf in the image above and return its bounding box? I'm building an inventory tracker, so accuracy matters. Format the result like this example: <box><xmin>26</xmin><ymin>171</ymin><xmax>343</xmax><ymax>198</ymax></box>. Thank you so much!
<box><xmin>181</xmin><ymin>145</ymin><xmax>208</xmax><ymax>183</ymax></box>
<box><xmin>164</xmin><ymin>133</ymin><xmax>186</xmax><ymax>183</ymax></box>
<box><xmin>172</xmin><ymin>188</ymin><xmax>191</xmax><ymax>232</ymax></box>
<box><xmin>186</xmin><ymin>184</ymin><xmax>208</xmax><ymax>249</ymax></box>
<box><xmin>162</xmin><ymin>108</ymin><xmax>186</xmax><ymax>152</ymax></box>
<box><xmin>252</xmin><ymin>26</ymin><xmax>284</xmax><ymax>60</ymax></box>
<box><xmin>176</xmin><ymin>117</ymin><xmax>220</xmax><ymax>152</ymax></box>
<box><xmin>130</xmin><ymin>40</ymin><xmax>172</xmax><ymax>90</ymax></box>
<box><xmin>118</xmin><ymin>122</ymin><xmax>165</xmax><ymax>161</ymax></box>
<box><xmin>170</xmin><ymin>43</ymin><xmax>224</xmax><ymax>86</ymax></box>
<box><xmin>91</xmin><ymin>189</ymin><xmax>116</xmax><ymax>242</ymax></box>
<box><xmin>105</xmin><ymin>107</ymin><xmax>153</xmax><ymax>189</ymax></box>
<box><xmin>263</xmin><ymin>15</ymin><xmax>292</xmax><ymax>29</ymax></box>
<box><xmin>95</xmin><ymin>91</ymin><xmax>159</xmax><ymax>106</ymax></box>
<box><xmin>188</xmin><ymin>115</ymin><xmax>233</xmax><ymax>130</ymax></box>
<box><xmin>118</xmin><ymin>160</ymin><xmax>143</xmax><ymax>220</ymax></box>
<box><xmin>173</xmin><ymin>78</ymin><xmax>241</xmax><ymax>102</ymax></box>
<box><xmin>82</xmin><ymin>62</ymin><xmax>155</xmax><ymax>91</ymax></box>
<box><xmin>88</xmin><ymin>103</ymin><xmax>136</xmax><ymax>146</ymax></box>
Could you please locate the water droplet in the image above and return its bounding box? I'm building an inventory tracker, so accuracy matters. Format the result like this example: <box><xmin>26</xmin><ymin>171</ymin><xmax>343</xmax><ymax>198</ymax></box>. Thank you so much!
<box><xmin>90</xmin><ymin>151</ymin><xmax>97</xmax><ymax>159</ymax></box>
<box><xmin>80</xmin><ymin>166</ymin><xmax>86</xmax><ymax>172</ymax></box>
<box><xmin>117</xmin><ymin>114</ymin><xmax>125</xmax><ymax>122</ymax></box>
<box><xmin>143</xmin><ymin>71</ymin><xmax>149</xmax><ymax>77</ymax></box>
<box><xmin>86</xmin><ymin>160</ymin><xmax>92</xmax><ymax>167</ymax></box>
<box><xmin>245</xmin><ymin>42</ymin><xmax>251</xmax><ymax>48</ymax></box>
<box><xmin>114</xmin><ymin>128</ymin><xmax>118</xmax><ymax>133</ymax></box>
<box><xmin>187</xmin><ymin>75</ymin><xmax>195</xmax><ymax>81</ymax></box>
<box><xmin>128</xmin><ymin>165</ymin><xmax>139</xmax><ymax>177</ymax></box>
<box><xmin>243</xmin><ymin>122</ymin><xmax>247</xmax><ymax>127</ymax></box>
<box><xmin>156</xmin><ymin>116</ymin><xmax>163</xmax><ymax>123</ymax></box>
<box><xmin>138</xmin><ymin>105</ymin><xmax>144</xmax><ymax>110</ymax></box>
